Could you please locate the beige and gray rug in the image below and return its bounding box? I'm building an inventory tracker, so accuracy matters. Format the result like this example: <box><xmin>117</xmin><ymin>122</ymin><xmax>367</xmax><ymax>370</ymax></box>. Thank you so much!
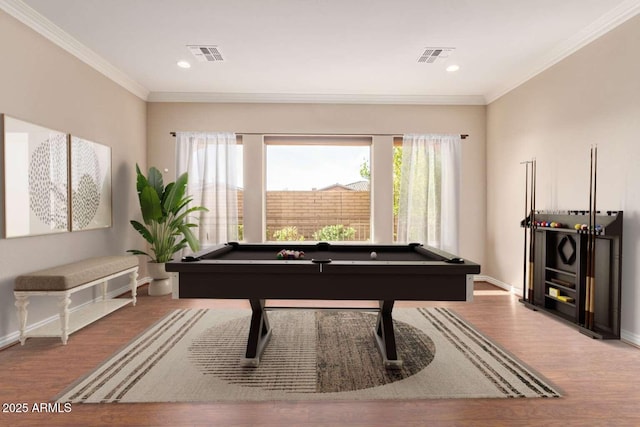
<box><xmin>55</xmin><ymin>308</ymin><xmax>560</xmax><ymax>403</ymax></box>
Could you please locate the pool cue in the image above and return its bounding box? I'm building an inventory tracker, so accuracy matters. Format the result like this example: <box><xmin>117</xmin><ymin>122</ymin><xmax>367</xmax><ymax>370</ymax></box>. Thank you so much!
<box><xmin>585</xmin><ymin>146</ymin><xmax>593</xmax><ymax>329</ymax></box>
<box><xmin>521</xmin><ymin>160</ymin><xmax>530</xmax><ymax>299</ymax></box>
<box><xmin>588</xmin><ymin>146</ymin><xmax>598</xmax><ymax>329</ymax></box>
<box><xmin>528</xmin><ymin>158</ymin><xmax>536</xmax><ymax>303</ymax></box>
<box><xmin>585</xmin><ymin>146</ymin><xmax>596</xmax><ymax>329</ymax></box>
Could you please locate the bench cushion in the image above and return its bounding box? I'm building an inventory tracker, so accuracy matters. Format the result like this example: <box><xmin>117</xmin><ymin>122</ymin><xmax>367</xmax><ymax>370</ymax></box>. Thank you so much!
<box><xmin>15</xmin><ymin>256</ymin><xmax>139</xmax><ymax>292</ymax></box>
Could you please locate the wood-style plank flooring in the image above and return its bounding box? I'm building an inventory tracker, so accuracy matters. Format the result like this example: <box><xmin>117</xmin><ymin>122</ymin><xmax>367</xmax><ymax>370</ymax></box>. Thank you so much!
<box><xmin>1</xmin><ymin>282</ymin><xmax>639</xmax><ymax>427</ymax></box>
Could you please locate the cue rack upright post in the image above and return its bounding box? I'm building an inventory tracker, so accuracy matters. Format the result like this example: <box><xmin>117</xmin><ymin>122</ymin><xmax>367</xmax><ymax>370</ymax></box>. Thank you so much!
<box><xmin>585</xmin><ymin>145</ymin><xmax>598</xmax><ymax>330</ymax></box>
<box><xmin>520</xmin><ymin>158</ymin><xmax>536</xmax><ymax>303</ymax></box>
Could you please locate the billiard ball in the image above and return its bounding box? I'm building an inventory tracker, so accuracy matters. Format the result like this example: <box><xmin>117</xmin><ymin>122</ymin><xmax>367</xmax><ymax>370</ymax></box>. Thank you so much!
<box><xmin>370</xmin><ymin>251</ymin><xmax>377</xmax><ymax>260</ymax></box>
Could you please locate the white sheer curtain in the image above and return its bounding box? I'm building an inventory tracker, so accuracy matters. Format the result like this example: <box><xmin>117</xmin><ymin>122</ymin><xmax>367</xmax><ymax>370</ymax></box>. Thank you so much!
<box><xmin>396</xmin><ymin>134</ymin><xmax>461</xmax><ymax>253</ymax></box>
<box><xmin>175</xmin><ymin>132</ymin><xmax>239</xmax><ymax>249</ymax></box>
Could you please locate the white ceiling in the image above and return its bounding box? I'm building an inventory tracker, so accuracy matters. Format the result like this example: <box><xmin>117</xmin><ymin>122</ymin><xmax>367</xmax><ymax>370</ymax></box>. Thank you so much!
<box><xmin>4</xmin><ymin>0</ymin><xmax>640</xmax><ymax>104</ymax></box>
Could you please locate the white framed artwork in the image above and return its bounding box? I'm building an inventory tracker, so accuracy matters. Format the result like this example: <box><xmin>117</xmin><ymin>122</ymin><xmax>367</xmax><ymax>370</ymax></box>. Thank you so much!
<box><xmin>70</xmin><ymin>136</ymin><xmax>112</xmax><ymax>231</ymax></box>
<box><xmin>2</xmin><ymin>114</ymin><xmax>69</xmax><ymax>238</ymax></box>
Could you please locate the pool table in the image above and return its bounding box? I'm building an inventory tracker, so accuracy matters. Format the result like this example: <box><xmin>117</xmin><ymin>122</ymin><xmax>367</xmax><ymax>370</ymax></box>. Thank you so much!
<box><xmin>166</xmin><ymin>242</ymin><xmax>480</xmax><ymax>369</ymax></box>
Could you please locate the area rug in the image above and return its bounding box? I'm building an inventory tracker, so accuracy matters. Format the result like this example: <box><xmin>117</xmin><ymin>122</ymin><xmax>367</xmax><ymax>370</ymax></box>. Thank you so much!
<box><xmin>54</xmin><ymin>308</ymin><xmax>560</xmax><ymax>403</ymax></box>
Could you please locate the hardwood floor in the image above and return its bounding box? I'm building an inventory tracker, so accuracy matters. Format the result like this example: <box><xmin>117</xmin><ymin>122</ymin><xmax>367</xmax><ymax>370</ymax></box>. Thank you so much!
<box><xmin>1</xmin><ymin>282</ymin><xmax>639</xmax><ymax>427</ymax></box>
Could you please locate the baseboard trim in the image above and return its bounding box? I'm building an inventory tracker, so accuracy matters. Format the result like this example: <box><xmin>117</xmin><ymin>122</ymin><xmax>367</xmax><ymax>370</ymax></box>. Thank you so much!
<box><xmin>0</xmin><ymin>277</ymin><xmax>150</xmax><ymax>350</ymax></box>
<box><xmin>621</xmin><ymin>329</ymin><xmax>640</xmax><ymax>349</ymax></box>
<box><xmin>474</xmin><ymin>275</ymin><xmax>523</xmax><ymax>296</ymax></box>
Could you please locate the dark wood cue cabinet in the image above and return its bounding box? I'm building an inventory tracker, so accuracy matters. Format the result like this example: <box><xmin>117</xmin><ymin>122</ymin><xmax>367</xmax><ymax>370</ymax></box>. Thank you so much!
<box><xmin>521</xmin><ymin>211</ymin><xmax>623</xmax><ymax>339</ymax></box>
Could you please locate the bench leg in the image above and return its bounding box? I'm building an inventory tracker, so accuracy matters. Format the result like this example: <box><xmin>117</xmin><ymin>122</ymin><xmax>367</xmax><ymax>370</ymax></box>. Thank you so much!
<box><xmin>15</xmin><ymin>295</ymin><xmax>29</xmax><ymax>345</ymax></box>
<box><xmin>129</xmin><ymin>269</ymin><xmax>138</xmax><ymax>306</ymax></box>
<box><xmin>58</xmin><ymin>295</ymin><xmax>71</xmax><ymax>345</ymax></box>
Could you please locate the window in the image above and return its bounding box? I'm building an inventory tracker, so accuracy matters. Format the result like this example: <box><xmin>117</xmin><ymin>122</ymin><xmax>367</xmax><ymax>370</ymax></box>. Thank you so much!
<box><xmin>265</xmin><ymin>136</ymin><xmax>371</xmax><ymax>242</ymax></box>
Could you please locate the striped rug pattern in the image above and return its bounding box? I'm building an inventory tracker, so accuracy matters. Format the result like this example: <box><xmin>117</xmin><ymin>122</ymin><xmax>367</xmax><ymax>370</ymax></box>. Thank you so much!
<box><xmin>55</xmin><ymin>308</ymin><xmax>560</xmax><ymax>403</ymax></box>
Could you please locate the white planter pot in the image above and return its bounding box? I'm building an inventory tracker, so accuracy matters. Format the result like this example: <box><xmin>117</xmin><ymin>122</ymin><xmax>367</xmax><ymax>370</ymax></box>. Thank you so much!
<box><xmin>148</xmin><ymin>262</ymin><xmax>170</xmax><ymax>279</ymax></box>
<box><xmin>147</xmin><ymin>262</ymin><xmax>172</xmax><ymax>296</ymax></box>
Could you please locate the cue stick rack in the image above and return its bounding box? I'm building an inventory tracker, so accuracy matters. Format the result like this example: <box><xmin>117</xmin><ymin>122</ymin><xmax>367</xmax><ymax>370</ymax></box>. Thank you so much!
<box><xmin>519</xmin><ymin>150</ymin><xmax>623</xmax><ymax>339</ymax></box>
<box><xmin>520</xmin><ymin>210</ymin><xmax>623</xmax><ymax>339</ymax></box>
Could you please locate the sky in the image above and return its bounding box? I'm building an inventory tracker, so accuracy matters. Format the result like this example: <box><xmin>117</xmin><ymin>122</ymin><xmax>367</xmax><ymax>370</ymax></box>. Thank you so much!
<box><xmin>265</xmin><ymin>145</ymin><xmax>370</xmax><ymax>190</ymax></box>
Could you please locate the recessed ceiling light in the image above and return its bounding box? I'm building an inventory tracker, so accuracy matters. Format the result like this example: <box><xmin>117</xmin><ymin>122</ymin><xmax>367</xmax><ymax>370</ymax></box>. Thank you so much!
<box><xmin>177</xmin><ymin>60</ymin><xmax>191</xmax><ymax>69</ymax></box>
<box><xmin>446</xmin><ymin>64</ymin><xmax>460</xmax><ymax>72</ymax></box>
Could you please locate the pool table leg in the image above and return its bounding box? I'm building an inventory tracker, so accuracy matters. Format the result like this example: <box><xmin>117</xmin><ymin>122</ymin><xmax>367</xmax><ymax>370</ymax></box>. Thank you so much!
<box><xmin>241</xmin><ymin>298</ymin><xmax>272</xmax><ymax>367</ymax></box>
<box><xmin>375</xmin><ymin>300</ymin><xmax>403</xmax><ymax>369</ymax></box>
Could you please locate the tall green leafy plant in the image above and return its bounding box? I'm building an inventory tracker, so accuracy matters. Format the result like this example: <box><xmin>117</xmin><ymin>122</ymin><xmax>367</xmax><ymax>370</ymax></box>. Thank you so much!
<box><xmin>127</xmin><ymin>164</ymin><xmax>207</xmax><ymax>263</ymax></box>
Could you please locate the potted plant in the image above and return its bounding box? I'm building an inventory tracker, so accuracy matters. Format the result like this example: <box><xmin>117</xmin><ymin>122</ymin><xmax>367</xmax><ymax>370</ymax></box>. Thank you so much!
<box><xmin>127</xmin><ymin>164</ymin><xmax>207</xmax><ymax>295</ymax></box>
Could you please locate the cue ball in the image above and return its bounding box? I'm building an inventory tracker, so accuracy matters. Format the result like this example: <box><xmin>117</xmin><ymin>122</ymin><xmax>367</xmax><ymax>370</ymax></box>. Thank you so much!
<box><xmin>370</xmin><ymin>251</ymin><xmax>377</xmax><ymax>260</ymax></box>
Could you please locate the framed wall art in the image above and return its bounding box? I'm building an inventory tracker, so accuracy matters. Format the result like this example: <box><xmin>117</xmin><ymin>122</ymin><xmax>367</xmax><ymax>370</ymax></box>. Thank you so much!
<box><xmin>2</xmin><ymin>114</ymin><xmax>69</xmax><ymax>238</ymax></box>
<box><xmin>70</xmin><ymin>136</ymin><xmax>112</xmax><ymax>231</ymax></box>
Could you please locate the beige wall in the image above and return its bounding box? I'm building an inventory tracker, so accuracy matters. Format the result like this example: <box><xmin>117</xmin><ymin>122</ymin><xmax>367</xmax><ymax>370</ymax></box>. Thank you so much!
<box><xmin>147</xmin><ymin>102</ymin><xmax>487</xmax><ymax>265</ymax></box>
<box><xmin>487</xmin><ymin>15</ymin><xmax>640</xmax><ymax>341</ymax></box>
<box><xmin>0</xmin><ymin>10</ymin><xmax>147</xmax><ymax>342</ymax></box>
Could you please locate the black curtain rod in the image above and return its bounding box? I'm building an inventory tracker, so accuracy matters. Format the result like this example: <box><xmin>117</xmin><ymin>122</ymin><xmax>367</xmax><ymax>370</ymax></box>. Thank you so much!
<box><xmin>169</xmin><ymin>132</ymin><xmax>468</xmax><ymax>139</ymax></box>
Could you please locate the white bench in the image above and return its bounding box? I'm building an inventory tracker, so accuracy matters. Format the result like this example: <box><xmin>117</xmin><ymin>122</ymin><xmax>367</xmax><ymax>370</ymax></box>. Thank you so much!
<box><xmin>14</xmin><ymin>256</ymin><xmax>139</xmax><ymax>345</ymax></box>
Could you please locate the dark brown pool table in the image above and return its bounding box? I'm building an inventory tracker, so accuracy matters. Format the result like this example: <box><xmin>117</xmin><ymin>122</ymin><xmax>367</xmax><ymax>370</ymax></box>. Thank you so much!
<box><xmin>166</xmin><ymin>242</ymin><xmax>480</xmax><ymax>369</ymax></box>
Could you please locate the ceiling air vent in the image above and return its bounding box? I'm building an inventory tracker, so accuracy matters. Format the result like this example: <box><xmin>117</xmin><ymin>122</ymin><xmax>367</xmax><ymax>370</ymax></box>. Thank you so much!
<box><xmin>418</xmin><ymin>47</ymin><xmax>454</xmax><ymax>63</ymax></box>
<box><xmin>187</xmin><ymin>45</ymin><xmax>224</xmax><ymax>62</ymax></box>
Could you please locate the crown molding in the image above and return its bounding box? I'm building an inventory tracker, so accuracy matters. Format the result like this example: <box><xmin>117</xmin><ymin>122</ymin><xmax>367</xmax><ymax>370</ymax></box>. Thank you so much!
<box><xmin>4</xmin><ymin>0</ymin><xmax>638</xmax><ymax>106</ymax></box>
<box><xmin>0</xmin><ymin>0</ymin><xmax>482</xmax><ymax>106</ymax></box>
<box><xmin>147</xmin><ymin>91</ymin><xmax>487</xmax><ymax>105</ymax></box>
<box><xmin>486</xmin><ymin>0</ymin><xmax>640</xmax><ymax>104</ymax></box>
<box><xmin>0</xmin><ymin>0</ymin><xmax>150</xmax><ymax>100</ymax></box>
